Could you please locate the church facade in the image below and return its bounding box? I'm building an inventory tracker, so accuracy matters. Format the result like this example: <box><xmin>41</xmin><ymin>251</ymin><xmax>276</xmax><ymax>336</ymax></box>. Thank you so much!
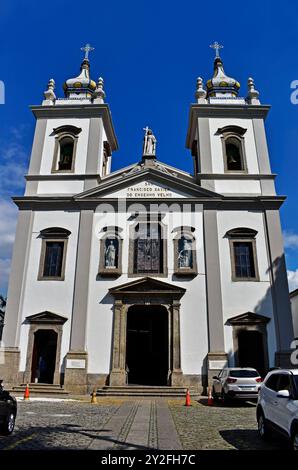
<box><xmin>0</xmin><ymin>46</ymin><xmax>295</xmax><ymax>394</ymax></box>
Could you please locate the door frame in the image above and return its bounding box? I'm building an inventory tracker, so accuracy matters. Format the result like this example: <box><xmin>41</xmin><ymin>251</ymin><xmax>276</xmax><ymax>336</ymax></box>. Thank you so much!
<box><xmin>108</xmin><ymin>277</ymin><xmax>186</xmax><ymax>386</ymax></box>
<box><xmin>126</xmin><ymin>304</ymin><xmax>169</xmax><ymax>385</ymax></box>
<box><xmin>24</xmin><ymin>311</ymin><xmax>67</xmax><ymax>384</ymax></box>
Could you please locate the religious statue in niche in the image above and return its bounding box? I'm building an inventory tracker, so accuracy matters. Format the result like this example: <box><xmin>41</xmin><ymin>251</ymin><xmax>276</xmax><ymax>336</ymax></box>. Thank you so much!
<box><xmin>143</xmin><ymin>126</ymin><xmax>157</xmax><ymax>156</ymax></box>
<box><xmin>104</xmin><ymin>239</ymin><xmax>118</xmax><ymax>269</ymax></box>
<box><xmin>178</xmin><ymin>236</ymin><xmax>193</xmax><ymax>269</ymax></box>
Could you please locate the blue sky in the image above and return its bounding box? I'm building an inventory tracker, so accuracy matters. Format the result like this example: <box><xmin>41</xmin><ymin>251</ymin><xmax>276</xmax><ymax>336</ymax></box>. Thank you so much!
<box><xmin>0</xmin><ymin>0</ymin><xmax>298</xmax><ymax>294</ymax></box>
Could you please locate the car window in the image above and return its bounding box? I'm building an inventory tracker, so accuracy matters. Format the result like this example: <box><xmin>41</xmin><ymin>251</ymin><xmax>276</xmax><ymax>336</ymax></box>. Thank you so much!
<box><xmin>265</xmin><ymin>374</ymin><xmax>280</xmax><ymax>391</ymax></box>
<box><xmin>292</xmin><ymin>376</ymin><xmax>298</xmax><ymax>399</ymax></box>
<box><xmin>278</xmin><ymin>374</ymin><xmax>291</xmax><ymax>392</ymax></box>
<box><xmin>229</xmin><ymin>370</ymin><xmax>259</xmax><ymax>378</ymax></box>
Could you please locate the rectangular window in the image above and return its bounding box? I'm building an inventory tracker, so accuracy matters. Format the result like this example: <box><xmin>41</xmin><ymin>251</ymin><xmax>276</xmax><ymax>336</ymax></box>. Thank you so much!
<box><xmin>233</xmin><ymin>241</ymin><xmax>256</xmax><ymax>279</ymax></box>
<box><xmin>43</xmin><ymin>241</ymin><xmax>64</xmax><ymax>278</ymax></box>
<box><xmin>134</xmin><ymin>223</ymin><xmax>162</xmax><ymax>274</ymax></box>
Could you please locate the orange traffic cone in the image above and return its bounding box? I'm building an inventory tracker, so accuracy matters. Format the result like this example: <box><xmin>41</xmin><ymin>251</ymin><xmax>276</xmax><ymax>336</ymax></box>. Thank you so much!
<box><xmin>207</xmin><ymin>387</ymin><xmax>214</xmax><ymax>406</ymax></box>
<box><xmin>24</xmin><ymin>383</ymin><xmax>30</xmax><ymax>401</ymax></box>
<box><xmin>185</xmin><ymin>388</ymin><xmax>191</xmax><ymax>406</ymax></box>
<box><xmin>91</xmin><ymin>388</ymin><xmax>97</xmax><ymax>404</ymax></box>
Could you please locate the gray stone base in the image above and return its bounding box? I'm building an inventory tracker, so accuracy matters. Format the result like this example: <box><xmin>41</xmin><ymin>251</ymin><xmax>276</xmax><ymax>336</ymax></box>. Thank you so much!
<box><xmin>109</xmin><ymin>369</ymin><xmax>127</xmax><ymax>386</ymax></box>
<box><xmin>87</xmin><ymin>374</ymin><xmax>109</xmax><ymax>393</ymax></box>
<box><xmin>275</xmin><ymin>350</ymin><xmax>297</xmax><ymax>368</ymax></box>
<box><xmin>170</xmin><ymin>370</ymin><xmax>184</xmax><ymax>386</ymax></box>
<box><xmin>0</xmin><ymin>347</ymin><xmax>21</xmax><ymax>388</ymax></box>
<box><xmin>207</xmin><ymin>352</ymin><xmax>228</xmax><ymax>385</ymax></box>
<box><xmin>64</xmin><ymin>351</ymin><xmax>88</xmax><ymax>394</ymax></box>
<box><xmin>181</xmin><ymin>374</ymin><xmax>204</xmax><ymax>393</ymax></box>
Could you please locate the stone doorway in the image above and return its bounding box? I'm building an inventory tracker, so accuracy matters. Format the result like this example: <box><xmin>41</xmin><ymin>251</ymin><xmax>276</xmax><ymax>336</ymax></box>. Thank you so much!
<box><xmin>237</xmin><ymin>330</ymin><xmax>266</xmax><ymax>377</ymax></box>
<box><xmin>108</xmin><ymin>277</ymin><xmax>186</xmax><ymax>387</ymax></box>
<box><xmin>24</xmin><ymin>311</ymin><xmax>67</xmax><ymax>385</ymax></box>
<box><xmin>126</xmin><ymin>305</ymin><xmax>168</xmax><ymax>386</ymax></box>
<box><xmin>31</xmin><ymin>329</ymin><xmax>58</xmax><ymax>383</ymax></box>
<box><xmin>227</xmin><ymin>311</ymin><xmax>270</xmax><ymax>378</ymax></box>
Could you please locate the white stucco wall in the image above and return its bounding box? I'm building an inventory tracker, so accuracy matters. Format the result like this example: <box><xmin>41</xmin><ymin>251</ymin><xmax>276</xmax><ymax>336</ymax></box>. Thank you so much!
<box><xmin>39</xmin><ymin>118</ymin><xmax>90</xmax><ymax>175</ymax></box>
<box><xmin>85</xmin><ymin>205</ymin><xmax>209</xmax><ymax>377</ymax></box>
<box><xmin>18</xmin><ymin>210</ymin><xmax>80</xmax><ymax>371</ymax></box>
<box><xmin>214</xmin><ymin>179</ymin><xmax>261</xmax><ymax>195</ymax></box>
<box><xmin>216</xmin><ymin>210</ymin><xmax>277</xmax><ymax>366</ymax></box>
<box><xmin>37</xmin><ymin>180</ymin><xmax>85</xmax><ymax>194</ymax></box>
<box><xmin>209</xmin><ymin>118</ymin><xmax>260</xmax><ymax>175</ymax></box>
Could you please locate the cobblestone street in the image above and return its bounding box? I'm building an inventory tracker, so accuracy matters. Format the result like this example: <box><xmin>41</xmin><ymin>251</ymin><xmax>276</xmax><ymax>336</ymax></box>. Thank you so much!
<box><xmin>0</xmin><ymin>398</ymin><xmax>288</xmax><ymax>450</ymax></box>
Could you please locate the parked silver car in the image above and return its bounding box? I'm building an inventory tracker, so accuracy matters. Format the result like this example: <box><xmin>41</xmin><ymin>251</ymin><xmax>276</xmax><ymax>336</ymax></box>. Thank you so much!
<box><xmin>212</xmin><ymin>367</ymin><xmax>262</xmax><ymax>403</ymax></box>
<box><xmin>257</xmin><ymin>369</ymin><xmax>298</xmax><ymax>450</ymax></box>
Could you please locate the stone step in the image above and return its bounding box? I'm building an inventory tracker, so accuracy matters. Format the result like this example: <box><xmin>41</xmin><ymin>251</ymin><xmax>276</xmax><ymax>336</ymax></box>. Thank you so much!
<box><xmin>96</xmin><ymin>386</ymin><xmax>200</xmax><ymax>398</ymax></box>
<box><xmin>11</xmin><ymin>383</ymin><xmax>69</xmax><ymax>396</ymax></box>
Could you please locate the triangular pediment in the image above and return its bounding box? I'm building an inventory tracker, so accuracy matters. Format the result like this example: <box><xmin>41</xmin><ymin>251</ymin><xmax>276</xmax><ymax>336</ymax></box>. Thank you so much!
<box><xmin>227</xmin><ymin>312</ymin><xmax>270</xmax><ymax>325</ymax></box>
<box><xmin>109</xmin><ymin>277</ymin><xmax>186</xmax><ymax>297</ymax></box>
<box><xmin>25</xmin><ymin>311</ymin><xmax>68</xmax><ymax>324</ymax></box>
<box><xmin>74</xmin><ymin>165</ymin><xmax>222</xmax><ymax>201</ymax></box>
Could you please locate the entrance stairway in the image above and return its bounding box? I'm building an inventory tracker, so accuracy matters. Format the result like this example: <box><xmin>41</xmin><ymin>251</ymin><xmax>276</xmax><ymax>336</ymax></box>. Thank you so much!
<box><xmin>11</xmin><ymin>383</ymin><xmax>69</xmax><ymax>397</ymax></box>
<box><xmin>96</xmin><ymin>385</ymin><xmax>200</xmax><ymax>398</ymax></box>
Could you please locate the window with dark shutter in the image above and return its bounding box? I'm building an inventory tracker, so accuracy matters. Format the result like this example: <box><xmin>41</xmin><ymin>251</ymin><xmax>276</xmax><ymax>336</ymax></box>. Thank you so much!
<box><xmin>43</xmin><ymin>242</ymin><xmax>64</xmax><ymax>277</ymax></box>
<box><xmin>134</xmin><ymin>223</ymin><xmax>162</xmax><ymax>274</ymax></box>
<box><xmin>233</xmin><ymin>242</ymin><xmax>255</xmax><ymax>278</ymax></box>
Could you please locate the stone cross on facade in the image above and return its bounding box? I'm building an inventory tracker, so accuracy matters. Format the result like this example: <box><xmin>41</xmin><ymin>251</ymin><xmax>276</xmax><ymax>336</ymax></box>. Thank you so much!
<box><xmin>209</xmin><ymin>41</ymin><xmax>223</xmax><ymax>58</ymax></box>
<box><xmin>80</xmin><ymin>43</ymin><xmax>95</xmax><ymax>60</ymax></box>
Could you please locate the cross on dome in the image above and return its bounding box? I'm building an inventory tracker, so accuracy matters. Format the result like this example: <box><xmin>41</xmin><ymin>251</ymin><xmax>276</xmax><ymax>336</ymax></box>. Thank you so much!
<box><xmin>209</xmin><ymin>41</ymin><xmax>223</xmax><ymax>58</ymax></box>
<box><xmin>80</xmin><ymin>43</ymin><xmax>95</xmax><ymax>60</ymax></box>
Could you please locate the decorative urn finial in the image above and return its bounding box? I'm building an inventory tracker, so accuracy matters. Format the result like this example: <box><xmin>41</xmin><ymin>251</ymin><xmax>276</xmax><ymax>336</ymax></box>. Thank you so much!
<box><xmin>247</xmin><ymin>77</ymin><xmax>260</xmax><ymax>105</ymax></box>
<box><xmin>195</xmin><ymin>77</ymin><xmax>207</xmax><ymax>103</ymax></box>
<box><xmin>43</xmin><ymin>78</ymin><xmax>56</xmax><ymax>104</ymax></box>
<box><xmin>93</xmin><ymin>77</ymin><xmax>106</xmax><ymax>103</ymax></box>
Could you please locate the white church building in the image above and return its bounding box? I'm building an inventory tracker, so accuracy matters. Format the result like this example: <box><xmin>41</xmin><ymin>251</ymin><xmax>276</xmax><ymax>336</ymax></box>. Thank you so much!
<box><xmin>0</xmin><ymin>44</ymin><xmax>295</xmax><ymax>394</ymax></box>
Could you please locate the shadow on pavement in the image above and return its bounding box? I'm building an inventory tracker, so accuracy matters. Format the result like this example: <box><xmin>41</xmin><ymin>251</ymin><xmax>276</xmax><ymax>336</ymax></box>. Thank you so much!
<box><xmin>219</xmin><ymin>429</ymin><xmax>289</xmax><ymax>450</ymax></box>
<box><xmin>198</xmin><ymin>398</ymin><xmax>256</xmax><ymax>408</ymax></box>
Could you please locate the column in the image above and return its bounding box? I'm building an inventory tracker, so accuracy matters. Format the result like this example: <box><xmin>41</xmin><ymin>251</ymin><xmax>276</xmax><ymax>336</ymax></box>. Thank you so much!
<box><xmin>203</xmin><ymin>210</ymin><xmax>228</xmax><ymax>378</ymax></box>
<box><xmin>64</xmin><ymin>209</ymin><xmax>94</xmax><ymax>394</ymax></box>
<box><xmin>109</xmin><ymin>300</ymin><xmax>127</xmax><ymax>385</ymax></box>
<box><xmin>170</xmin><ymin>300</ymin><xmax>184</xmax><ymax>386</ymax></box>
<box><xmin>264</xmin><ymin>210</ymin><xmax>294</xmax><ymax>367</ymax></box>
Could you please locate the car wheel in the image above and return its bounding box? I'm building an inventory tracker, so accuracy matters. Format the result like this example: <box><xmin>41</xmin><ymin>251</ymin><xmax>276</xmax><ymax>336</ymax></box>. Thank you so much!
<box><xmin>292</xmin><ymin>429</ymin><xmax>298</xmax><ymax>451</ymax></box>
<box><xmin>212</xmin><ymin>387</ymin><xmax>219</xmax><ymax>402</ymax></box>
<box><xmin>221</xmin><ymin>390</ymin><xmax>230</xmax><ymax>405</ymax></box>
<box><xmin>0</xmin><ymin>413</ymin><xmax>16</xmax><ymax>436</ymax></box>
<box><xmin>257</xmin><ymin>411</ymin><xmax>270</xmax><ymax>440</ymax></box>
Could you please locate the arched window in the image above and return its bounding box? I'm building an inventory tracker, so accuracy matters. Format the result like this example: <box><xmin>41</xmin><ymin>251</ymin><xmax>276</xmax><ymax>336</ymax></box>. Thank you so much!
<box><xmin>226</xmin><ymin>227</ymin><xmax>259</xmax><ymax>281</ymax></box>
<box><xmin>58</xmin><ymin>137</ymin><xmax>74</xmax><ymax>170</ymax></box>
<box><xmin>218</xmin><ymin>125</ymin><xmax>247</xmax><ymax>173</ymax></box>
<box><xmin>173</xmin><ymin>227</ymin><xmax>197</xmax><ymax>276</ymax></box>
<box><xmin>98</xmin><ymin>227</ymin><xmax>122</xmax><ymax>276</ymax></box>
<box><xmin>38</xmin><ymin>227</ymin><xmax>71</xmax><ymax>280</ymax></box>
<box><xmin>51</xmin><ymin>125</ymin><xmax>81</xmax><ymax>173</ymax></box>
<box><xmin>225</xmin><ymin>137</ymin><xmax>244</xmax><ymax>171</ymax></box>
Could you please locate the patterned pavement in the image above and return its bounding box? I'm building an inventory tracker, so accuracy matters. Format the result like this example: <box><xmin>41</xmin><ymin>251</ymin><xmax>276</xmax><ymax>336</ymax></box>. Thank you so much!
<box><xmin>0</xmin><ymin>397</ymin><xmax>289</xmax><ymax>450</ymax></box>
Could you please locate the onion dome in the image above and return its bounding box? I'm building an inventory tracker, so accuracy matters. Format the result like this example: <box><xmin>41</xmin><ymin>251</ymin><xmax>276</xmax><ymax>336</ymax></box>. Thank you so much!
<box><xmin>206</xmin><ymin>56</ymin><xmax>240</xmax><ymax>98</ymax></box>
<box><xmin>63</xmin><ymin>44</ymin><xmax>97</xmax><ymax>99</ymax></box>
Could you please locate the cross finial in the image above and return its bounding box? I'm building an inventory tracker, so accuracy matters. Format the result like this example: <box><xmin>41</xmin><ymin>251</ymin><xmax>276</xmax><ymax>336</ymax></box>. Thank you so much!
<box><xmin>210</xmin><ymin>41</ymin><xmax>223</xmax><ymax>58</ymax></box>
<box><xmin>80</xmin><ymin>43</ymin><xmax>95</xmax><ymax>60</ymax></box>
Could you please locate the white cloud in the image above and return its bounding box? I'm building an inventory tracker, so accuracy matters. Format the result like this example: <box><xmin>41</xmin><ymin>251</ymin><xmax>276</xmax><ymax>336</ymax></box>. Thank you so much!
<box><xmin>288</xmin><ymin>269</ymin><xmax>298</xmax><ymax>292</ymax></box>
<box><xmin>284</xmin><ymin>231</ymin><xmax>298</xmax><ymax>249</ymax></box>
<box><xmin>0</xmin><ymin>199</ymin><xmax>18</xmax><ymax>294</ymax></box>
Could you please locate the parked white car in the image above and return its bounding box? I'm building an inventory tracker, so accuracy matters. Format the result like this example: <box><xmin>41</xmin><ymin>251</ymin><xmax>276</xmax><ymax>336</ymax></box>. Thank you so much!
<box><xmin>212</xmin><ymin>367</ymin><xmax>262</xmax><ymax>403</ymax></box>
<box><xmin>257</xmin><ymin>369</ymin><xmax>298</xmax><ymax>450</ymax></box>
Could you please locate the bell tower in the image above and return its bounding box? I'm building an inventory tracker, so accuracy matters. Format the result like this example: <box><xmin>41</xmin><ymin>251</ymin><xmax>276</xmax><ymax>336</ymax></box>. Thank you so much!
<box><xmin>186</xmin><ymin>43</ymin><xmax>275</xmax><ymax>197</ymax></box>
<box><xmin>25</xmin><ymin>44</ymin><xmax>118</xmax><ymax>197</ymax></box>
